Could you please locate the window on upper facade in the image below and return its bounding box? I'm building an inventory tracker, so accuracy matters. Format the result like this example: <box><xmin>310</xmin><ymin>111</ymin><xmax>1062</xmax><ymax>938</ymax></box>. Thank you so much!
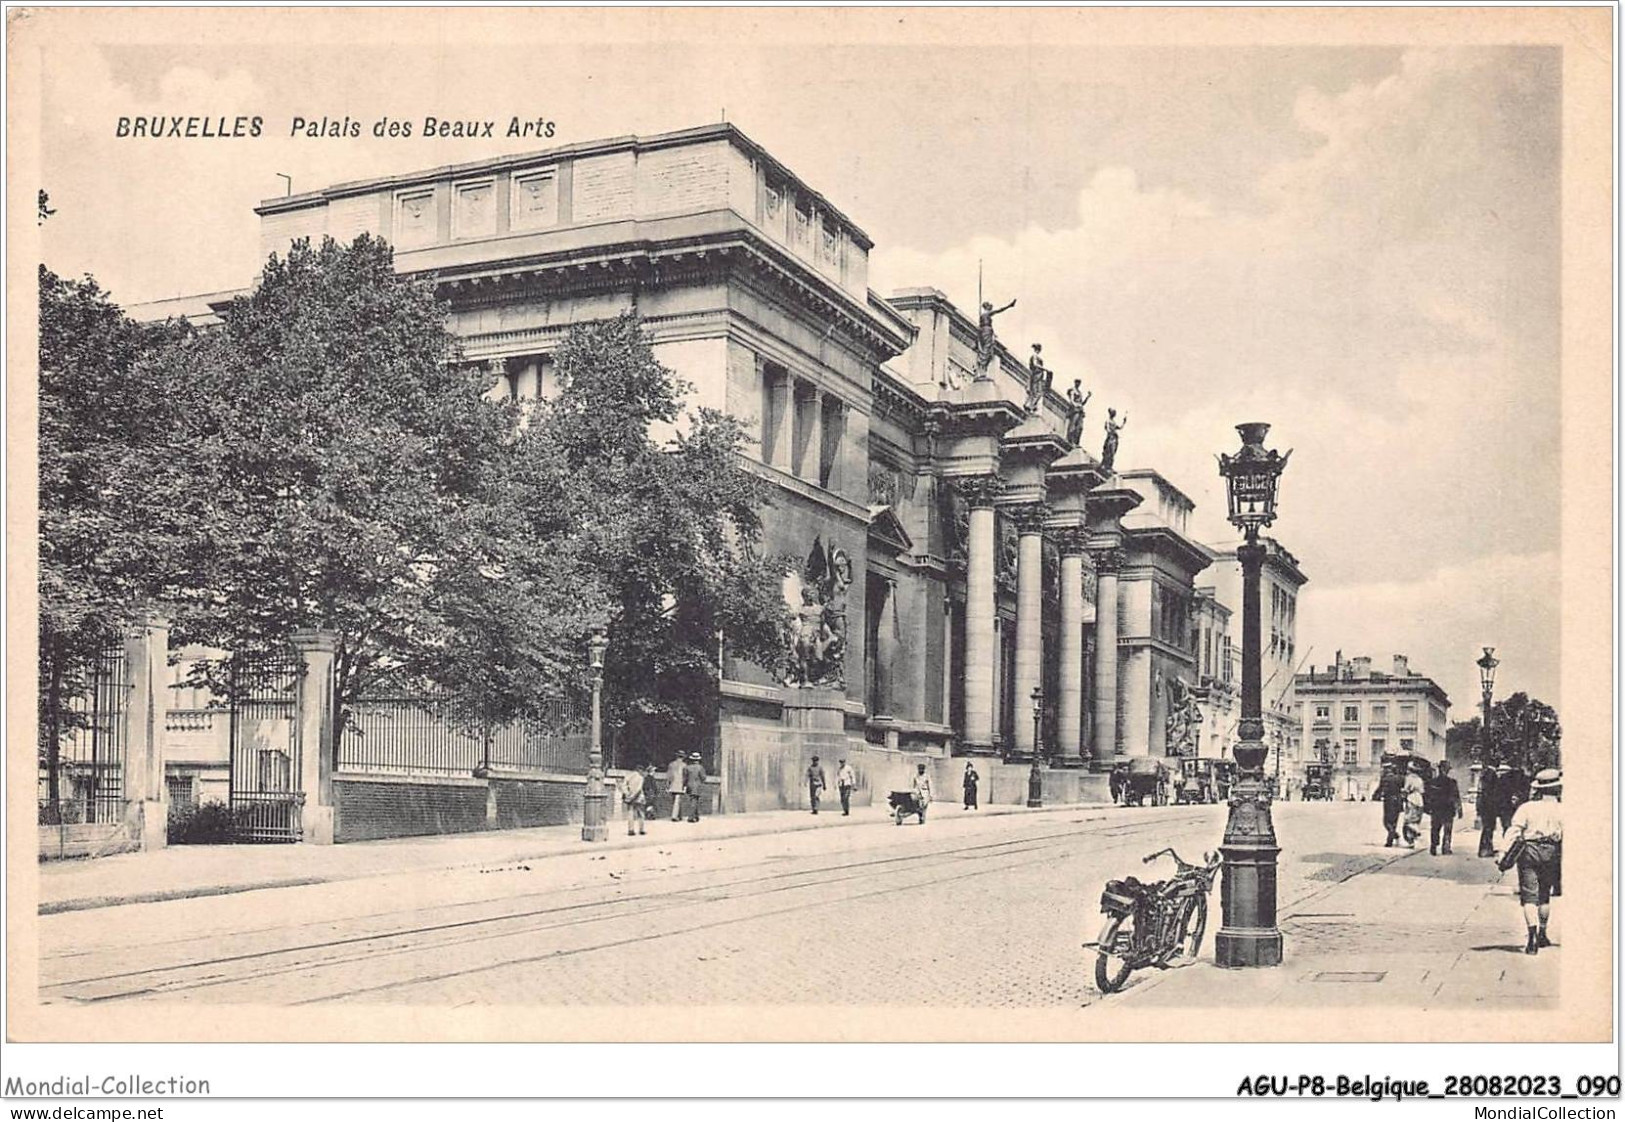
<box><xmin>1370</xmin><ymin>703</ymin><xmax>1387</xmax><ymax>723</ymax></box>
<box><xmin>1342</xmin><ymin>739</ymin><xmax>1359</xmax><ymax>764</ymax></box>
<box><xmin>1398</xmin><ymin>702</ymin><xmax>1418</xmax><ymax>723</ymax></box>
<box><xmin>1343</xmin><ymin>704</ymin><xmax>1360</xmax><ymax>723</ymax></box>
<box><xmin>1371</xmin><ymin>737</ymin><xmax>1386</xmax><ymax>755</ymax></box>
<box><xmin>1314</xmin><ymin>705</ymin><xmax>1330</xmax><ymax>720</ymax></box>
<box><xmin>1399</xmin><ymin>737</ymin><xmax>1415</xmax><ymax>752</ymax></box>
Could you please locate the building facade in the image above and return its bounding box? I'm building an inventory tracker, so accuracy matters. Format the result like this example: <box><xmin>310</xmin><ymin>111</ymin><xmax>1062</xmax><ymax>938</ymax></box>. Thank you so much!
<box><xmin>136</xmin><ymin>124</ymin><xmax>1237</xmax><ymax>819</ymax></box>
<box><xmin>1294</xmin><ymin>653</ymin><xmax>1451</xmax><ymax>797</ymax></box>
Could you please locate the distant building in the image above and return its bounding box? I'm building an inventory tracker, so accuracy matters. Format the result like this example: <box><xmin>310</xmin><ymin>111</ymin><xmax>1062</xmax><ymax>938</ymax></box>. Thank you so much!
<box><xmin>1207</xmin><ymin>538</ymin><xmax>1307</xmax><ymax>776</ymax></box>
<box><xmin>1294</xmin><ymin>653</ymin><xmax>1451</xmax><ymax>795</ymax></box>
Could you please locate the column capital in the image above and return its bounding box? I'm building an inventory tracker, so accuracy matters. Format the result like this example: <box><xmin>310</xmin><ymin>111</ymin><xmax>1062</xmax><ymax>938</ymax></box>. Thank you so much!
<box><xmin>1003</xmin><ymin>500</ymin><xmax>1050</xmax><ymax>535</ymax></box>
<box><xmin>1052</xmin><ymin>525</ymin><xmax>1092</xmax><ymax>556</ymax></box>
<box><xmin>1090</xmin><ymin>547</ymin><xmax>1127</xmax><ymax>575</ymax></box>
<box><xmin>952</xmin><ymin>472</ymin><xmax>1005</xmax><ymax>510</ymax></box>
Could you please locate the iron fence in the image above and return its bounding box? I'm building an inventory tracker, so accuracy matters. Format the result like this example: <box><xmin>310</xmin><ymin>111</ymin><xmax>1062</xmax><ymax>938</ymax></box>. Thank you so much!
<box><xmin>339</xmin><ymin>695</ymin><xmax>590</xmax><ymax>776</ymax></box>
<box><xmin>40</xmin><ymin>643</ymin><xmax>131</xmax><ymax>825</ymax></box>
<box><xmin>228</xmin><ymin>648</ymin><xmax>304</xmax><ymax>843</ymax></box>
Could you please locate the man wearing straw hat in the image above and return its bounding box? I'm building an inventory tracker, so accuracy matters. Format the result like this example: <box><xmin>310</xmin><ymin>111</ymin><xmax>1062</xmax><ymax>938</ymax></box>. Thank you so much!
<box><xmin>1499</xmin><ymin>768</ymin><xmax>1563</xmax><ymax>955</ymax></box>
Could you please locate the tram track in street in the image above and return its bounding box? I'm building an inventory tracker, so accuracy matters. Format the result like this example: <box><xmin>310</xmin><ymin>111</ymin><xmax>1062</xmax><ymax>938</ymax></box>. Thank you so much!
<box><xmin>43</xmin><ymin>809</ymin><xmax>1214</xmax><ymax>1005</ymax></box>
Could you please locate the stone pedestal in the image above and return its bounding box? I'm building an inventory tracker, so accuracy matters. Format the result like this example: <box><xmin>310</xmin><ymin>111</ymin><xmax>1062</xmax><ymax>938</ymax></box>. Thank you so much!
<box><xmin>120</xmin><ymin>614</ymin><xmax>171</xmax><ymax>851</ymax></box>
<box><xmin>1215</xmin><ymin>775</ymin><xmax>1284</xmax><ymax>967</ymax></box>
<box><xmin>290</xmin><ymin>629</ymin><xmax>339</xmax><ymax>846</ymax></box>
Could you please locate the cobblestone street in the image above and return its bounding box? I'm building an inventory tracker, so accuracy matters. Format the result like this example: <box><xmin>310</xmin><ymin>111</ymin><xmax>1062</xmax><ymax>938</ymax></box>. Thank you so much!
<box><xmin>39</xmin><ymin>801</ymin><xmax>1550</xmax><ymax>1009</ymax></box>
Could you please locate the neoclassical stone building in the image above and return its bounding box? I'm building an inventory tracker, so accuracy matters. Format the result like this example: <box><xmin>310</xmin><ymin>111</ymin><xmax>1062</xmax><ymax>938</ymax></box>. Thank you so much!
<box><xmin>140</xmin><ymin>123</ymin><xmax>1251</xmax><ymax>814</ymax></box>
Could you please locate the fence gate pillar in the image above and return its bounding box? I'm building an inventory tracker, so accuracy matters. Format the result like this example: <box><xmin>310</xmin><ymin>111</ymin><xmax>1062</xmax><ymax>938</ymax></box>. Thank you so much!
<box><xmin>121</xmin><ymin>613</ymin><xmax>170</xmax><ymax>851</ymax></box>
<box><xmin>290</xmin><ymin>630</ymin><xmax>339</xmax><ymax>844</ymax></box>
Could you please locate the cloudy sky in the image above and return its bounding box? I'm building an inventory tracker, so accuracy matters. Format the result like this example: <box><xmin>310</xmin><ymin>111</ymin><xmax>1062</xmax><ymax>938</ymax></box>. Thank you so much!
<box><xmin>31</xmin><ymin>11</ymin><xmax>1567</xmax><ymax>716</ymax></box>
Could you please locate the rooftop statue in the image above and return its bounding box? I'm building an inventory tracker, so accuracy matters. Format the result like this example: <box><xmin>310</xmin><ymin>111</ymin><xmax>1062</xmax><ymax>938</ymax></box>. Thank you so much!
<box><xmin>1065</xmin><ymin>378</ymin><xmax>1091</xmax><ymax>447</ymax></box>
<box><xmin>1024</xmin><ymin>343</ymin><xmax>1053</xmax><ymax>416</ymax></box>
<box><xmin>1101</xmin><ymin>408</ymin><xmax>1128</xmax><ymax>473</ymax></box>
<box><xmin>975</xmin><ymin>297</ymin><xmax>1016</xmax><ymax>381</ymax></box>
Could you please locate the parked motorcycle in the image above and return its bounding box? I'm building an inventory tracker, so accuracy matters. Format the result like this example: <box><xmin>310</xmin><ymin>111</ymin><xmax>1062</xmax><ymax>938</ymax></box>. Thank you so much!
<box><xmin>1090</xmin><ymin>847</ymin><xmax>1222</xmax><ymax>993</ymax></box>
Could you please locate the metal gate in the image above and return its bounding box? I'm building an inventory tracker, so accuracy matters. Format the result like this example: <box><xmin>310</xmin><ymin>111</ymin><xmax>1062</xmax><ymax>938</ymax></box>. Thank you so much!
<box><xmin>228</xmin><ymin>649</ymin><xmax>304</xmax><ymax>843</ymax></box>
<box><xmin>52</xmin><ymin>644</ymin><xmax>131</xmax><ymax>824</ymax></box>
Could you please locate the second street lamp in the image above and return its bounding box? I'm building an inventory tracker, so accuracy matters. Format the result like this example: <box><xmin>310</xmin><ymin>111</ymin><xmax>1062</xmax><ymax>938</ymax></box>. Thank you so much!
<box><xmin>1471</xmin><ymin>646</ymin><xmax>1499</xmax><ymax>831</ymax></box>
<box><xmin>1028</xmin><ymin>686</ymin><xmax>1044</xmax><ymax>807</ymax></box>
<box><xmin>1214</xmin><ymin>422</ymin><xmax>1290</xmax><ymax>968</ymax></box>
<box><xmin>580</xmin><ymin>628</ymin><xmax>610</xmax><ymax>843</ymax></box>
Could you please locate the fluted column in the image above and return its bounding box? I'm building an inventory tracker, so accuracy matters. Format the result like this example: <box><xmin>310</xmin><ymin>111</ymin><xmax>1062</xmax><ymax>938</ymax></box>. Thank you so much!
<box><xmin>874</xmin><ymin>577</ymin><xmax>898</xmax><ymax>717</ymax></box>
<box><xmin>958</xmin><ymin>475</ymin><xmax>1003</xmax><ymax>753</ymax></box>
<box><xmin>1054</xmin><ymin>528</ymin><xmax>1090</xmax><ymax>766</ymax></box>
<box><xmin>1090</xmin><ymin>548</ymin><xmax>1123</xmax><ymax>765</ymax></box>
<box><xmin>1008</xmin><ymin>502</ymin><xmax>1048</xmax><ymax>760</ymax></box>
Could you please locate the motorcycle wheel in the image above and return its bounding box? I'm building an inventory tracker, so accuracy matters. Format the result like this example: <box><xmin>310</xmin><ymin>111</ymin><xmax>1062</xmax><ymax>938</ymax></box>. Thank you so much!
<box><xmin>1163</xmin><ymin>894</ymin><xmax>1208</xmax><ymax>964</ymax></box>
<box><xmin>1094</xmin><ymin>914</ymin><xmax>1135</xmax><ymax>993</ymax></box>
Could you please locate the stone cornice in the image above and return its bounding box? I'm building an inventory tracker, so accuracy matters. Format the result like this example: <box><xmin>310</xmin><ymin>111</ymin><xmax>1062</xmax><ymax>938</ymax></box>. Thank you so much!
<box><xmin>737</xmin><ymin>457</ymin><xmax>870</xmax><ymax>525</ymax></box>
<box><xmin>1122</xmin><ymin>523</ymin><xmax>1216</xmax><ymax>577</ymax></box>
<box><xmin>425</xmin><ymin>216</ymin><xmax>911</xmax><ymax>360</ymax></box>
<box><xmin>924</xmin><ymin>398</ymin><xmax>1027</xmax><ymax>442</ymax></box>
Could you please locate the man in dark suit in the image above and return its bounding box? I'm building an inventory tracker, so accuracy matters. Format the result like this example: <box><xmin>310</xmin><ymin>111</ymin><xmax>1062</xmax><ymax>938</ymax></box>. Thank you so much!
<box><xmin>1424</xmin><ymin>761</ymin><xmax>1462</xmax><ymax>855</ymax></box>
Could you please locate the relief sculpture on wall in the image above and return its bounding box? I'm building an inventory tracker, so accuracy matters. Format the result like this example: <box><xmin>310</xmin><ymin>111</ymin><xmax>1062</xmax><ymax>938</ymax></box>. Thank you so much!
<box><xmin>785</xmin><ymin>535</ymin><xmax>853</xmax><ymax>690</ymax></box>
<box><xmin>1165</xmin><ymin>676</ymin><xmax>1203</xmax><ymax>758</ymax></box>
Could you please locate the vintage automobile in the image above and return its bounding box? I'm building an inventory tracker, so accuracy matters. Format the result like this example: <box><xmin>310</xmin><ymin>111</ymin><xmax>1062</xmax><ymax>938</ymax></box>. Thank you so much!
<box><xmin>1122</xmin><ymin>757</ymin><xmax>1169</xmax><ymax>807</ymax></box>
<box><xmin>1177</xmin><ymin>758</ymin><xmax>1218</xmax><ymax>804</ymax></box>
<box><xmin>1212</xmin><ymin>759</ymin><xmax>1238</xmax><ymax>802</ymax></box>
<box><xmin>1302</xmin><ymin>762</ymin><xmax>1335</xmax><ymax>802</ymax></box>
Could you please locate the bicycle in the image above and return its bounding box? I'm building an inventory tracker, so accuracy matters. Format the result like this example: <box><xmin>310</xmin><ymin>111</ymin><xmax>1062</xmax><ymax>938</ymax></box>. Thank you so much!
<box><xmin>1089</xmin><ymin>846</ymin><xmax>1222</xmax><ymax>993</ymax></box>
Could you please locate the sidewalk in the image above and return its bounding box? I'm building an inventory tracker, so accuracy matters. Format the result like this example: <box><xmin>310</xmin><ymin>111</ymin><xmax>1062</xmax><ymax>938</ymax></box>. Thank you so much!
<box><xmin>1116</xmin><ymin>841</ymin><xmax>1559</xmax><ymax>1011</ymax></box>
<box><xmin>38</xmin><ymin>798</ymin><xmax>1107</xmax><ymax>915</ymax></box>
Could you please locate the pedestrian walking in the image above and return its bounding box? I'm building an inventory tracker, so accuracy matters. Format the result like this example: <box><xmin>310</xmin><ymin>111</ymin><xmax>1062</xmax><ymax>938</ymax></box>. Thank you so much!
<box><xmin>910</xmin><ymin>762</ymin><xmax>933</xmax><ymax>824</ymax></box>
<box><xmin>836</xmin><ymin>759</ymin><xmax>856</xmax><ymax>816</ymax></box>
<box><xmin>641</xmin><ymin>765</ymin><xmax>660</xmax><ymax>828</ymax></box>
<box><xmin>962</xmin><ymin>761</ymin><xmax>980</xmax><ymax>810</ymax></box>
<box><xmin>1476</xmin><ymin>764</ymin><xmax>1501</xmax><ymax>857</ymax></box>
<box><xmin>1499</xmin><ymin>768</ymin><xmax>1562</xmax><ymax>954</ymax></box>
<box><xmin>1401</xmin><ymin>762</ymin><xmax>1426</xmax><ymax>847</ymax></box>
<box><xmin>666</xmin><ymin>750</ymin><xmax>686</xmax><ymax>822</ymax></box>
<box><xmin>1377</xmin><ymin>765</ymin><xmax>1404</xmax><ymax>846</ymax></box>
<box><xmin>621</xmin><ymin>767</ymin><xmax>648</xmax><ymax>836</ymax></box>
<box><xmin>682</xmin><ymin>752</ymin><xmax>706</xmax><ymax>822</ymax></box>
<box><xmin>1424</xmin><ymin>760</ymin><xmax>1462</xmax><ymax>855</ymax></box>
<box><xmin>807</xmin><ymin>755</ymin><xmax>828</xmax><ymax>815</ymax></box>
<box><xmin>1109</xmin><ymin>764</ymin><xmax>1125</xmax><ymax>806</ymax></box>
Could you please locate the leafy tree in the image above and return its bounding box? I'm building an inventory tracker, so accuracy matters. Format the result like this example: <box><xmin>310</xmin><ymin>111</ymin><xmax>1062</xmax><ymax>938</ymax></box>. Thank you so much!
<box><xmin>538</xmin><ymin>315</ymin><xmax>792</xmax><ymax>769</ymax></box>
<box><xmin>37</xmin><ymin>266</ymin><xmax>191</xmax><ymax>801</ymax></box>
<box><xmin>163</xmin><ymin>234</ymin><xmax>515</xmax><ymax>742</ymax></box>
<box><xmin>1445</xmin><ymin>692</ymin><xmax>1560</xmax><ymax>774</ymax></box>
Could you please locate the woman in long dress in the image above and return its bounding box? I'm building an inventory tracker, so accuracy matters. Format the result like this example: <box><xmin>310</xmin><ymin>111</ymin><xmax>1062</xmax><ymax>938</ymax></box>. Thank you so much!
<box><xmin>1401</xmin><ymin>763</ymin><xmax>1427</xmax><ymax>846</ymax></box>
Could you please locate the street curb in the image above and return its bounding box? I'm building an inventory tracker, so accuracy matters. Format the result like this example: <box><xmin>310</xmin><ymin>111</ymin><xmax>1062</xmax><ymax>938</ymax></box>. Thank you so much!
<box><xmin>39</xmin><ymin>799</ymin><xmax>1122</xmax><ymax>916</ymax></box>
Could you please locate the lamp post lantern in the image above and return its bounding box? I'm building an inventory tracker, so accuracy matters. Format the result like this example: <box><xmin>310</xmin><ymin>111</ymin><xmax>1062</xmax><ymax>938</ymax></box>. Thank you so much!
<box><xmin>1214</xmin><ymin>422</ymin><xmax>1290</xmax><ymax>968</ymax></box>
<box><xmin>1028</xmin><ymin>686</ymin><xmax>1044</xmax><ymax>807</ymax></box>
<box><xmin>581</xmin><ymin>628</ymin><xmax>610</xmax><ymax>843</ymax></box>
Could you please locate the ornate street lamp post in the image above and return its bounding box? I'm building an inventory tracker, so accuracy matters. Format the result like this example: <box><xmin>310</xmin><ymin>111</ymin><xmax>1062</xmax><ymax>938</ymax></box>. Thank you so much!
<box><xmin>1215</xmin><ymin>422</ymin><xmax>1290</xmax><ymax>968</ymax></box>
<box><xmin>1028</xmin><ymin>686</ymin><xmax>1044</xmax><ymax>807</ymax></box>
<box><xmin>581</xmin><ymin>628</ymin><xmax>610</xmax><ymax>843</ymax></box>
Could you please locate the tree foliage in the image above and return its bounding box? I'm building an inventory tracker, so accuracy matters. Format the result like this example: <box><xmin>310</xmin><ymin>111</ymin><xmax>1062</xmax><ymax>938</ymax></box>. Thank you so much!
<box><xmin>41</xmin><ymin>238</ymin><xmax>790</xmax><ymax>776</ymax></box>
<box><xmin>1444</xmin><ymin>692</ymin><xmax>1561</xmax><ymax>774</ymax></box>
<box><xmin>535</xmin><ymin>315</ymin><xmax>792</xmax><ymax>768</ymax></box>
<box><xmin>37</xmin><ymin>266</ymin><xmax>191</xmax><ymax>797</ymax></box>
